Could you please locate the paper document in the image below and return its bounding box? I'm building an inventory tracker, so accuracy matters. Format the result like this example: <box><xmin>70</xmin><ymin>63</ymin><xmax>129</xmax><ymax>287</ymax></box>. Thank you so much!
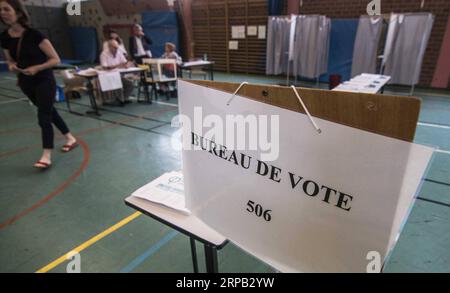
<box><xmin>247</xmin><ymin>26</ymin><xmax>257</xmax><ymax>36</ymax></box>
<box><xmin>258</xmin><ymin>25</ymin><xmax>266</xmax><ymax>39</ymax></box>
<box><xmin>182</xmin><ymin>60</ymin><xmax>211</xmax><ymax>67</ymax></box>
<box><xmin>132</xmin><ymin>171</ymin><xmax>190</xmax><ymax>215</ymax></box>
<box><xmin>77</xmin><ymin>68</ymin><xmax>98</xmax><ymax>77</ymax></box>
<box><xmin>98</xmin><ymin>71</ymin><xmax>123</xmax><ymax>92</ymax></box>
<box><xmin>232</xmin><ymin>26</ymin><xmax>246</xmax><ymax>39</ymax></box>
<box><xmin>229</xmin><ymin>41</ymin><xmax>238</xmax><ymax>50</ymax></box>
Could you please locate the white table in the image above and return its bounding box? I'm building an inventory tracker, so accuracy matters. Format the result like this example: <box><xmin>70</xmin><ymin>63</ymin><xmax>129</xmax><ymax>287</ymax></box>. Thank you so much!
<box><xmin>124</xmin><ymin>195</ymin><xmax>227</xmax><ymax>273</ymax></box>
<box><xmin>180</xmin><ymin>60</ymin><xmax>215</xmax><ymax>80</ymax></box>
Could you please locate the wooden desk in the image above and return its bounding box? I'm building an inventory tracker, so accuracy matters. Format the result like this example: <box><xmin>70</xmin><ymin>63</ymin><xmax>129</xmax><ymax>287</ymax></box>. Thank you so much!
<box><xmin>75</xmin><ymin>67</ymin><xmax>145</xmax><ymax>116</ymax></box>
<box><xmin>124</xmin><ymin>196</ymin><xmax>228</xmax><ymax>273</ymax></box>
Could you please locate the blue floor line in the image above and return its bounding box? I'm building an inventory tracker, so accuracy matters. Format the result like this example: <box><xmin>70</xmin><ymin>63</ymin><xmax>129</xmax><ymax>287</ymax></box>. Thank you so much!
<box><xmin>120</xmin><ymin>230</ymin><xmax>178</xmax><ymax>273</ymax></box>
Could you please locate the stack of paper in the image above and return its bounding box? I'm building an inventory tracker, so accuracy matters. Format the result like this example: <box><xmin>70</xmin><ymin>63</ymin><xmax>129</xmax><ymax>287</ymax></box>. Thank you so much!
<box><xmin>131</xmin><ymin>171</ymin><xmax>190</xmax><ymax>215</ymax></box>
<box><xmin>333</xmin><ymin>73</ymin><xmax>391</xmax><ymax>94</ymax></box>
<box><xmin>77</xmin><ymin>68</ymin><xmax>98</xmax><ymax>76</ymax></box>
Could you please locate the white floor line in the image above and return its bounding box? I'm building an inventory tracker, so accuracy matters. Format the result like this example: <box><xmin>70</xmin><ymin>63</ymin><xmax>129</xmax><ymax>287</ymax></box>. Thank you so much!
<box><xmin>0</xmin><ymin>98</ymin><xmax>27</xmax><ymax>104</ymax></box>
<box><xmin>154</xmin><ymin>100</ymin><xmax>179</xmax><ymax>107</ymax></box>
<box><xmin>1</xmin><ymin>76</ymin><xmax>17</xmax><ymax>81</ymax></box>
<box><xmin>127</xmin><ymin>96</ymin><xmax>178</xmax><ymax>108</ymax></box>
<box><xmin>417</xmin><ymin>122</ymin><xmax>450</xmax><ymax>130</ymax></box>
<box><xmin>435</xmin><ymin>149</ymin><xmax>450</xmax><ymax>155</ymax></box>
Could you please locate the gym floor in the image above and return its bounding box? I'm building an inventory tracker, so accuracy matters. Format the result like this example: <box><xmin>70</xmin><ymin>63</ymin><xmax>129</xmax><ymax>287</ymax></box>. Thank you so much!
<box><xmin>0</xmin><ymin>70</ymin><xmax>449</xmax><ymax>273</ymax></box>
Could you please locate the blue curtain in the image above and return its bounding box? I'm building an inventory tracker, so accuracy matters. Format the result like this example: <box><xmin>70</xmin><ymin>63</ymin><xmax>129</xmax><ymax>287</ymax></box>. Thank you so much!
<box><xmin>268</xmin><ymin>0</ymin><xmax>285</xmax><ymax>16</ymax></box>
<box><xmin>69</xmin><ymin>27</ymin><xmax>98</xmax><ymax>63</ymax></box>
<box><xmin>141</xmin><ymin>11</ymin><xmax>179</xmax><ymax>58</ymax></box>
<box><xmin>320</xmin><ymin>19</ymin><xmax>359</xmax><ymax>82</ymax></box>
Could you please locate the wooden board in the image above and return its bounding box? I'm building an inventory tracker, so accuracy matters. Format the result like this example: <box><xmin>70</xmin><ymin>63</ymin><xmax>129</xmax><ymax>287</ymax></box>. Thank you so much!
<box><xmin>185</xmin><ymin>80</ymin><xmax>421</xmax><ymax>142</ymax></box>
<box><xmin>191</xmin><ymin>0</ymin><xmax>267</xmax><ymax>74</ymax></box>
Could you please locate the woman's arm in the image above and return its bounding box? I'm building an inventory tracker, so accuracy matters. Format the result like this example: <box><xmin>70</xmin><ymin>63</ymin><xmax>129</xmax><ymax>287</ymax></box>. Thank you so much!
<box><xmin>22</xmin><ymin>39</ymin><xmax>60</xmax><ymax>76</ymax></box>
<box><xmin>2</xmin><ymin>49</ymin><xmax>21</xmax><ymax>73</ymax></box>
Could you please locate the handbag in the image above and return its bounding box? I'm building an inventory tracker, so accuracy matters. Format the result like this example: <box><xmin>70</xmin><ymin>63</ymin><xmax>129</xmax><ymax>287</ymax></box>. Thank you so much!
<box><xmin>15</xmin><ymin>30</ymin><xmax>24</xmax><ymax>85</ymax></box>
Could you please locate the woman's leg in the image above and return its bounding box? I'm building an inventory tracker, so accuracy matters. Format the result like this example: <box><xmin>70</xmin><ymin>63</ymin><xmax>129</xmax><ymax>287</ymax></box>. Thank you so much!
<box><xmin>51</xmin><ymin>107</ymin><xmax>77</xmax><ymax>149</ymax></box>
<box><xmin>37</xmin><ymin>80</ymin><xmax>77</xmax><ymax>150</ymax></box>
<box><xmin>19</xmin><ymin>81</ymin><xmax>52</xmax><ymax>167</ymax></box>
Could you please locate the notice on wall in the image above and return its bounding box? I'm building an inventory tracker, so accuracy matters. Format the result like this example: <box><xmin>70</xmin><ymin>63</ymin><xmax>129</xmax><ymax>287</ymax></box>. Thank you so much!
<box><xmin>228</xmin><ymin>41</ymin><xmax>239</xmax><ymax>50</ymax></box>
<box><xmin>258</xmin><ymin>25</ymin><xmax>266</xmax><ymax>39</ymax></box>
<box><xmin>232</xmin><ymin>25</ymin><xmax>246</xmax><ymax>39</ymax></box>
<box><xmin>247</xmin><ymin>26</ymin><xmax>257</xmax><ymax>36</ymax></box>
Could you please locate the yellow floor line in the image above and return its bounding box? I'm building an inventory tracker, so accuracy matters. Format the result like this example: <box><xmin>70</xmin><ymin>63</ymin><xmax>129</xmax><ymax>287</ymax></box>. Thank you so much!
<box><xmin>36</xmin><ymin>211</ymin><xmax>141</xmax><ymax>273</ymax></box>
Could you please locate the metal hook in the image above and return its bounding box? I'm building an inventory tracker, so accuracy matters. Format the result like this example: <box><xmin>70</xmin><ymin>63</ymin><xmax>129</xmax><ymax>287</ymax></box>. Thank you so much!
<box><xmin>226</xmin><ymin>82</ymin><xmax>249</xmax><ymax>106</ymax></box>
<box><xmin>291</xmin><ymin>85</ymin><xmax>322</xmax><ymax>134</ymax></box>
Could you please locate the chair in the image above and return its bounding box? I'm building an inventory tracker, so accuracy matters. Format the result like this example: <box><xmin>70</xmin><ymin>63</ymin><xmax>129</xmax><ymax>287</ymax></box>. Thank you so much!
<box><xmin>61</xmin><ymin>69</ymin><xmax>88</xmax><ymax>111</ymax></box>
<box><xmin>136</xmin><ymin>64</ymin><xmax>158</xmax><ymax>103</ymax></box>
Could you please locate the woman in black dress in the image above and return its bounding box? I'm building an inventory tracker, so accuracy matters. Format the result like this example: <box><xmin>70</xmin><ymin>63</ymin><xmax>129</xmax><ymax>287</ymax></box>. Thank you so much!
<box><xmin>0</xmin><ymin>0</ymin><xmax>77</xmax><ymax>169</ymax></box>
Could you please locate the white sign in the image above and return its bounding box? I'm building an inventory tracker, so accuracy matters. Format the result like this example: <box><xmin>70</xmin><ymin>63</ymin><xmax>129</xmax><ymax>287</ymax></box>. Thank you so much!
<box><xmin>247</xmin><ymin>26</ymin><xmax>257</xmax><ymax>36</ymax></box>
<box><xmin>232</xmin><ymin>26</ymin><xmax>246</xmax><ymax>39</ymax></box>
<box><xmin>98</xmin><ymin>71</ymin><xmax>122</xmax><ymax>92</ymax></box>
<box><xmin>66</xmin><ymin>0</ymin><xmax>81</xmax><ymax>16</ymax></box>
<box><xmin>178</xmin><ymin>80</ymin><xmax>434</xmax><ymax>272</ymax></box>
<box><xmin>228</xmin><ymin>41</ymin><xmax>239</xmax><ymax>50</ymax></box>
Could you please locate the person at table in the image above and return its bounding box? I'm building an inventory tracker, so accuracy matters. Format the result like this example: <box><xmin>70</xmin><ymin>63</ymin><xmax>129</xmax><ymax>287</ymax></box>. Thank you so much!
<box><xmin>102</xmin><ymin>29</ymin><xmax>127</xmax><ymax>59</ymax></box>
<box><xmin>161</xmin><ymin>42</ymin><xmax>182</xmax><ymax>65</ymax></box>
<box><xmin>0</xmin><ymin>0</ymin><xmax>78</xmax><ymax>169</ymax></box>
<box><xmin>129</xmin><ymin>24</ymin><xmax>152</xmax><ymax>64</ymax></box>
<box><xmin>160</xmin><ymin>42</ymin><xmax>181</xmax><ymax>98</ymax></box>
<box><xmin>99</xmin><ymin>39</ymin><xmax>134</xmax><ymax>104</ymax></box>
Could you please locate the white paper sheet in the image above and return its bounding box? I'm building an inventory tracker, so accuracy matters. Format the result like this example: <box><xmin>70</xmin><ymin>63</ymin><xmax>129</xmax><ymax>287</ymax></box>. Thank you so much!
<box><xmin>228</xmin><ymin>41</ymin><xmax>239</xmax><ymax>50</ymax></box>
<box><xmin>258</xmin><ymin>25</ymin><xmax>266</xmax><ymax>39</ymax></box>
<box><xmin>98</xmin><ymin>71</ymin><xmax>123</xmax><ymax>92</ymax></box>
<box><xmin>232</xmin><ymin>26</ymin><xmax>246</xmax><ymax>39</ymax></box>
<box><xmin>247</xmin><ymin>26</ymin><xmax>257</xmax><ymax>36</ymax></box>
<box><xmin>132</xmin><ymin>171</ymin><xmax>191</xmax><ymax>215</ymax></box>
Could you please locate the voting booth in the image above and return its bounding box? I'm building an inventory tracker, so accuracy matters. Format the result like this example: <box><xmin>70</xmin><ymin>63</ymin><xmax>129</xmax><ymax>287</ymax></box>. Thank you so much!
<box><xmin>177</xmin><ymin>80</ymin><xmax>434</xmax><ymax>273</ymax></box>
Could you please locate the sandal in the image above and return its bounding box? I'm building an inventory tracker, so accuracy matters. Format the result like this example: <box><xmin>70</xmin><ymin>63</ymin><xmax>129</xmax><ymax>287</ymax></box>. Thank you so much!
<box><xmin>33</xmin><ymin>161</ymin><xmax>52</xmax><ymax>169</ymax></box>
<box><xmin>62</xmin><ymin>141</ymin><xmax>78</xmax><ymax>152</ymax></box>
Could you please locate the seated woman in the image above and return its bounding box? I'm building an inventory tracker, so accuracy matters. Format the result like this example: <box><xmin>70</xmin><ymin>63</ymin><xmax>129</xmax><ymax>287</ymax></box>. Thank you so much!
<box><xmin>160</xmin><ymin>42</ymin><xmax>181</xmax><ymax>98</ymax></box>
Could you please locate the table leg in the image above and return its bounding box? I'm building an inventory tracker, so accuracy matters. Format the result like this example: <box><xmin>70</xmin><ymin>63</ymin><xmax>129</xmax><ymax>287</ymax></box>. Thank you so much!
<box><xmin>210</xmin><ymin>64</ymin><xmax>214</xmax><ymax>81</ymax></box>
<box><xmin>65</xmin><ymin>91</ymin><xmax>72</xmax><ymax>113</ymax></box>
<box><xmin>140</xmin><ymin>72</ymin><xmax>152</xmax><ymax>104</ymax></box>
<box><xmin>190</xmin><ymin>238</ymin><xmax>199</xmax><ymax>273</ymax></box>
<box><xmin>86</xmin><ymin>78</ymin><xmax>101</xmax><ymax>116</ymax></box>
<box><xmin>204</xmin><ymin>243</ymin><xmax>218</xmax><ymax>273</ymax></box>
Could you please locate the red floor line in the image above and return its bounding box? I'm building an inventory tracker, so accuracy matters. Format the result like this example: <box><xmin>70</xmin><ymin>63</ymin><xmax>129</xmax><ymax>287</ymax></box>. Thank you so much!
<box><xmin>0</xmin><ymin>106</ymin><xmax>175</xmax><ymax>228</ymax></box>
<box><xmin>0</xmin><ymin>140</ymin><xmax>91</xmax><ymax>230</ymax></box>
<box><xmin>0</xmin><ymin>106</ymin><xmax>175</xmax><ymax>159</ymax></box>
<box><xmin>0</xmin><ymin>128</ymin><xmax>38</xmax><ymax>135</ymax></box>
<box><xmin>0</xmin><ymin>146</ymin><xmax>36</xmax><ymax>159</ymax></box>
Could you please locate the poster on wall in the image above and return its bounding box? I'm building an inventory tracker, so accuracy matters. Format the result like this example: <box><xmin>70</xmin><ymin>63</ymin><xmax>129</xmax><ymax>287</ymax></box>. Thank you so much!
<box><xmin>232</xmin><ymin>25</ymin><xmax>246</xmax><ymax>39</ymax></box>
<box><xmin>228</xmin><ymin>41</ymin><xmax>239</xmax><ymax>50</ymax></box>
<box><xmin>258</xmin><ymin>25</ymin><xmax>266</xmax><ymax>39</ymax></box>
<box><xmin>247</xmin><ymin>26</ymin><xmax>257</xmax><ymax>36</ymax></box>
